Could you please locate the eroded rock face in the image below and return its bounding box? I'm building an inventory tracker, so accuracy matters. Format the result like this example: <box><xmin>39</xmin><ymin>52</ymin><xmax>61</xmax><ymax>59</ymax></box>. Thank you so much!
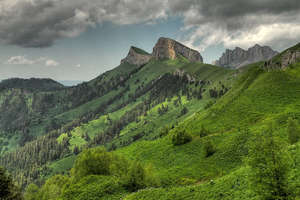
<box><xmin>263</xmin><ymin>50</ymin><xmax>300</xmax><ymax>70</ymax></box>
<box><xmin>215</xmin><ymin>44</ymin><xmax>278</xmax><ymax>68</ymax></box>
<box><xmin>281</xmin><ymin>50</ymin><xmax>300</xmax><ymax>68</ymax></box>
<box><xmin>121</xmin><ymin>47</ymin><xmax>152</xmax><ymax>66</ymax></box>
<box><xmin>152</xmin><ymin>37</ymin><xmax>203</xmax><ymax>63</ymax></box>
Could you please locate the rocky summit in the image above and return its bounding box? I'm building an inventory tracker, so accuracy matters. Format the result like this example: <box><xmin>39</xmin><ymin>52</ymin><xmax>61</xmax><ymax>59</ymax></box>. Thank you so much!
<box><xmin>215</xmin><ymin>44</ymin><xmax>278</xmax><ymax>69</ymax></box>
<box><xmin>262</xmin><ymin>48</ymin><xmax>300</xmax><ymax>71</ymax></box>
<box><xmin>152</xmin><ymin>37</ymin><xmax>203</xmax><ymax>63</ymax></box>
<box><xmin>121</xmin><ymin>38</ymin><xmax>203</xmax><ymax>66</ymax></box>
<box><xmin>121</xmin><ymin>46</ymin><xmax>152</xmax><ymax>66</ymax></box>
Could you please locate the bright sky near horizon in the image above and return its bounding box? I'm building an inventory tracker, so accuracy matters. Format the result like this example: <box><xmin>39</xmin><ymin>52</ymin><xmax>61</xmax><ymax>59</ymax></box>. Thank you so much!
<box><xmin>0</xmin><ymin>0</ymin><xmax>299</xmax><ymax>81</ymax></box>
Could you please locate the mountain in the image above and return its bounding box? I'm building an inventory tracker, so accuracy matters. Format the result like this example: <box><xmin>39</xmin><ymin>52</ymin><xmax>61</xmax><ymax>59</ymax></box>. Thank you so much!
<box><xmin>1</xmin><ymin>39</ymin><xmax>300</xmax><ymax>200</ymax></box>
<box><xmin>121</xmin><ymin>38</ymin><xmax>203</xmax><ymax>66</ymax></box>
<box><xmin>262</xmin><ymin>42</ymin><xmax>300</xmax><ymax>70</ymax></box>
<box><xmin>152</xmin><ymin>37</ymin><xmax>203</xmax><ymax>62</ymax></box>
<box><xmin>121</xmin><ymin>46</ymin><xmax>152</xmax><ymax>66</ymax></box>
<box><xmin>0</xmin><ymin>78</ymin><xmax>64</xmax><ymax>91</ymax></box>
<box><xmin>0</xmin><ymin>37</ymin><xmax>231</xmax><ymax>188</ymax></box>
<box><xmin>214</xmin><ymin>44</ymin><xmax>278</xmax><ymax>68</ymax></box>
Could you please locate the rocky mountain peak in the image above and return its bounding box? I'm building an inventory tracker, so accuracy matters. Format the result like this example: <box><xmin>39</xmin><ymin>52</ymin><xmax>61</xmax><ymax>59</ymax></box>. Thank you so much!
<box><xmin>215</xmin><ymin>44</ymin><xmax>278</xmax><ymax>69</ymax></box>
<box><xmin>152</xmin><ymin>37</ymin><xmax>203</xmax><ymax>63</ymax></box>
<box><xmin>121</xmin><ymin>37</ymin><xmax>204</xmax><ymax>66</ymax></box>
<box><xmin>121</xmin><ymin>46</ymin><xmax>152</xmax><ymax>67</ymax></box>
<box><xmin>263</xmin><ymin>49</ymin><xmax>300</xmax><ymax>70</ymax></box>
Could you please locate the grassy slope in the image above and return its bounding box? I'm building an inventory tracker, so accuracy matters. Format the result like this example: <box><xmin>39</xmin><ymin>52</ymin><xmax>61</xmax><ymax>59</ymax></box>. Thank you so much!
<box><xmin>48</xmin><ymin>59</ymin><xmax>234</xmax><ymax>177</ymax></box>
<box><xmin>0</xmin><ymin>62</ymin><xmax>141</xmax><ymax>153</ymax></box>
<box><xmin>117</xmin><ymin>45</ymin><xmax>300</xmax><ymax>199</ymax></box>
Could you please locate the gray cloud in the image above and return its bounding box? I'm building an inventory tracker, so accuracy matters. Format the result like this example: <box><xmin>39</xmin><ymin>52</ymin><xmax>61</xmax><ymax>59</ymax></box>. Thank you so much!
<box><xmin>5</xmin><ymin>55</ymin><xmax>59</xmax><ymax>67</ymax></box>
<box><xmin>0</xmin><ymin>0</ymin><xmax>167</xmax><ymax>48</ymax></box>
<box><xmin>169</xmin><ymin>0</ymin><xmax>300</xmax><ymax>28</ymax></box>
<box><xmin>168</xmin><ymin>0</ymin><xmax>300</xmax><ymax>50</ymax></box>
<box><xmin>0</xmin><ymin>0</ymin><xmax>299</xmax><ymax>50</ymax></box>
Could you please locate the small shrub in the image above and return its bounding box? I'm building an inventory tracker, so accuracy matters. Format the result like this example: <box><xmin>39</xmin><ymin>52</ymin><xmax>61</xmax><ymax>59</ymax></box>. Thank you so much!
<box><xmin>171</xmin><ymin>129</ymin><xmax>192</xmax><ymax>146</ymax></box>
<box><xmin>180</xmin><ymin>107</ymin><xmax>188</xmax><ymax>116</ymax></box>
<box><xmin>159</xmin><ymin>126</ymin><xmax>170</xmax><ymax>138</ymax></box>
<box><xmin>199</xmin><ymin>125</ymin><xmax>209</xmax><ymax>137</ymax></box>
<box><xmin>204</xmin><ymin>141</ymin><xmax>216</xmax><ymax>157</ymax></box>
<box><xmin>204</xmin><ymin>100</ymin><xmax>215</xmax><ymax>109</ymax></box>
<box><xmin>124</xmin><ymin>161</ymin><xmax>147</xmax><ymax>192</ymax></box>
<box><xmin>287</xmin><ymin>117</ymin><xmax>300</xmax><ymax>144</ymax></box>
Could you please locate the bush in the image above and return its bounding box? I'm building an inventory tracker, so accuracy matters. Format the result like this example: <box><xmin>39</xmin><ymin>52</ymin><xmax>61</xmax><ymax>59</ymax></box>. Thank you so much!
<box><xmin>159</xmin><ymin>126</ymin><xmax>170</xmax><ymax>138</ymax></box>
<box><xmin>61</xmin><ymin>175</ymin><xmax>125</xmax><ymax>200</ymax></box>
<box><xmin>125</xmin><ymin>161</ymin><xmax>147</xmax><ymax>192</ymax></box>
<box><xmin>36</xmin><ymin>175</ymin><xmax>69</xmax><ymax>200</ymax></box>
<box><xmin>0</xmin><ymin>167</ymin><xmax>22</xmax><ymax>200</ymax></box>
<box><xmin>24</xmin><ymin>184</ymin><xmax>39</xmax><ymax>200</ymax></box>
<box><xmin>28</xmin><ymin>148</ymin><xmax>160</xmax><ymax>199</ymax></box>
<box><xmin>247</xmin><ymin>124</ymin><xmax>292</xmax><ymax>200</ymax></box>
<box><xmin>199</xmin><ymin>125</ymin><xmax>209</xmax><ymax>137</ymax></box>
<box><xmin>71</xmin><ymin>147</ymin><xmax>113</xmax><ymax>180</ymax></box>
<box><xmin>204</xmin><ymin>141</ymin><xmax>216</xmax><ymax>157</ymax></box>
<box><xmin>124</xmin><ymin>162</ymin><xmax>160</xmax><ymax>192</ymax></box>
<box><xmin>171</xmin><ymin>129</ymin><xmax>192</xmax><ymax>146</ymax></box>
<box><xmin>287</xmin><ymin>117</ymin><xmax>300</xmax><ymax>144</ymax></box>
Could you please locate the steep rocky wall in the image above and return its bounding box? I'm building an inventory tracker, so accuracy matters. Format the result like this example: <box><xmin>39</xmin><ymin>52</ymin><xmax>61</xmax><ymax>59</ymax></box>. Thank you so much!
<box><xmin>152</xmin><ymin>37</ymin><xmax>203</xmax><ymax>63</ymax></box>
<box><xmin>215</xmin><ymin>44</ymin><xmax>278</xmax><ymax>68</ymax></box>
<box><xmin>263</xmin><ymin>50</ymin><xmax>300</xmax><ymax>70</ymax></box>
<box><xmin>121</xmin><ymin>47</ymin><xmax>152</xmax><ymax>66</ymax></box>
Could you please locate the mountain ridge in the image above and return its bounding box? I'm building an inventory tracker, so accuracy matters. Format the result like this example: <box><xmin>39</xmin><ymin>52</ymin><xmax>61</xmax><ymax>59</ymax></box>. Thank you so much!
<box><xmin>214</xmin><ymin>44</ymin><xmax>278</xmax><ymax>69</ymax></box>
<box><xmin>121</xmin><ymin>37</ymin><xmax>203</xmax><ymax>66</ymax></box>
<box><xmin>0</xmin><ymin>78</ymin><xmax>64</xmax><ymax>91</ymax></box>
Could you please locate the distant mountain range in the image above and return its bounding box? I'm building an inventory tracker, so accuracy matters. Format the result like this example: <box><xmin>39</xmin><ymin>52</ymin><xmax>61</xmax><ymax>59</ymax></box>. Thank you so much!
<box><xmin>214</xmin><ymin>44</ymin><xmax>278</xmax><ymax>68</ymax></box>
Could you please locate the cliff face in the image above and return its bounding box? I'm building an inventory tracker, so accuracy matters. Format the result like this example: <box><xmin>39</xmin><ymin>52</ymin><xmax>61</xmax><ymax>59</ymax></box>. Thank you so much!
<box><xmin>121</xmin><ymin>47</ymin><xmax>152</xmax><ymax>66</ymax></box>
<box><xmin>121</xmin><ymin>38</ymin><xmax>203</xmax><ymax>66</ymax></box>
<box><xmin>152</xmin><ymin>37</ymin><xmax>203</xmax><ymax>63</ymax></box>
<box><xmin>215</xmin><ymin>44</ymin><xmax>278</xmax><ymax>68</ymax></box>
<box><xmin>263</xmin><ymin>50</ymin><xmax>300</xmax><ymax>70</ymax></box>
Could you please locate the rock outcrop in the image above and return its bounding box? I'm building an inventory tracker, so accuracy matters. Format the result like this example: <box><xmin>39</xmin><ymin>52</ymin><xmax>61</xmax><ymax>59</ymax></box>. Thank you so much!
<box><xmin>152</xmin><ymin>37</ymin><xmax>203</xmax><ymax>63</ymax></box>
<box><xmin>121</xmin><ymin>46</ymin><xmax>152</xmax><ymax>66</ymax></box>
<box><xmin>262</xmin><ymin>50</ymin><xmax>300</xmax><ymax>70</ymax></box>
<box><xmin>121</xmin><ymin>38</ymin><xmax>203</xmax><ymax>66</ymax></box>
<box><xmin>215</xmin><ymin>44</ymin><xmax>278</xmax><ymax>69</ymax></box>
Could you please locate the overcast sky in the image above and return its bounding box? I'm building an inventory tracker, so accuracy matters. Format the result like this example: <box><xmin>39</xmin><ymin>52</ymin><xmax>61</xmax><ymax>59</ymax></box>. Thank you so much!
<box><xmin>0</xmin><ymin>0</ymin><xmax>299</xmax><ymax>81</ymax></box>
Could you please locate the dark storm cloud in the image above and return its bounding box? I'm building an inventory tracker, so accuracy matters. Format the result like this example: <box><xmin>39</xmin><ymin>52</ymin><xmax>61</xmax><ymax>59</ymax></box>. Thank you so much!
<box><xmin>0</xmin><ymin>0</ymin><xmax>299</xmax><ymax>50</ymax></box>
<box><xmin>169</xmin><ymin>0</ymin><xmax>300</xmax><ymax>28</ymax></box>
<box><xmin>0</xmin><ymin>0</ymin><xmax>167</xmax><ymax>48</ymax></box>
<box><xmin>168</xmin><ymin>0</ymin><xmax>300</xmax><ymax>50</ymax></box>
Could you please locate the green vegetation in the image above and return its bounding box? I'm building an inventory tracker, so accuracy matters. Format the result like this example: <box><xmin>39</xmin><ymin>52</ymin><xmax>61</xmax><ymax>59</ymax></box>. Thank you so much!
<box><xmin>0</xmin><ymin>167</ymin><xmax>22</xmax><ymax>200</ymax></box>
<box><xmin>247</xmin><ymin>124</ymin><xmax>292</xmax><ymax>200</ymax></box>
<box><xmin>24</xmin><ymin>148</ymin><xmax>158</xmax><ymax>200</ymax></box>
<box><xmin>203</xmin><ymin>140</ymin><xmax>216</xmax><ymax>157</ymax></box>
<box><xmin>287</xmin><ymin>117</ymin><xmax>300</xmax><ymax>144</ymax></box>
<box><xmin>171</xmin><ymin>129</ymin><xmax>192</xmax><ymax>146</ymax></box>
<box><xmin>1</xmin><ymin>42</ymin><xmax>300</xmax><ymax>199</ymax></box>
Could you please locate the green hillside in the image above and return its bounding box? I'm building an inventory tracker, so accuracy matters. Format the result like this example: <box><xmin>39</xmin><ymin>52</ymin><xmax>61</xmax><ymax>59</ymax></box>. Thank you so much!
<box><xmin>2</xmin><ymin>42</ymin><xmax>300</xmax><ymax>200</ymax></box>
<box><xmin>0</xmin><ymin>52</ymin><xmax>235</xmax><ymax>188</ymax></box>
